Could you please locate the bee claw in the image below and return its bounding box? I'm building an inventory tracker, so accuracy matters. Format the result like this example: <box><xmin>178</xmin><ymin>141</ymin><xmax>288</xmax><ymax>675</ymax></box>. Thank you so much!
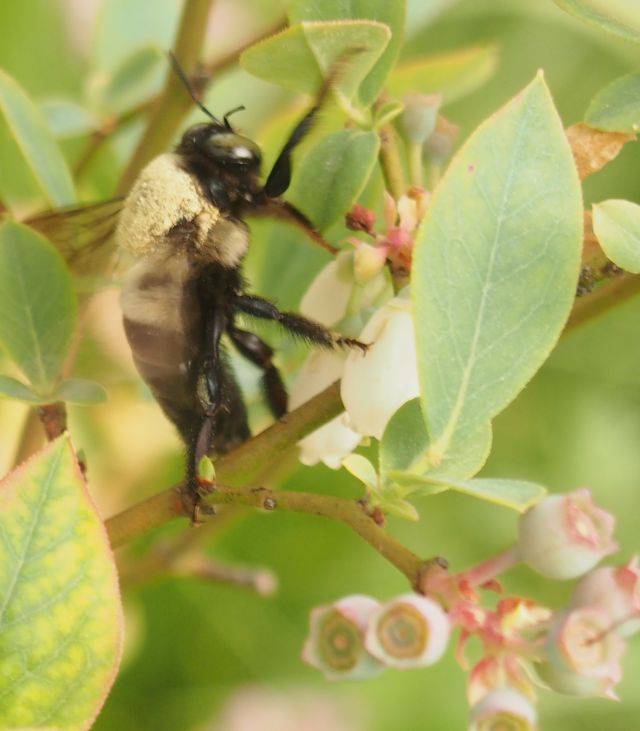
<box><xmin>181</xmin><ymin>478</ymin><xmax>217</xmax><ymax>525</ymax></box>
<box><xmin>336</xmin><ymin>336</ymin><xmax>370</xmax><ymax>353</ymax></box>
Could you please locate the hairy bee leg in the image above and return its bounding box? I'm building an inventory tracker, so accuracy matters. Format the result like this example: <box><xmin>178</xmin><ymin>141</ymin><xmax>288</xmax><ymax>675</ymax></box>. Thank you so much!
<box><xmin>184</xmin><ymin>306</ymin><xmax>229</xmax><ymax>522</ymax></box>
<box><xmin>235</xmin><ymin>293</ymin><xmax>366</xmax><ymax>350</ymax></box>
<box><xmin>228</xmin><ymin>326</ymin><xmax>288</xmax><ymax>418</ymax></box>
<box><xmin>251</xmin><ymin>199</ymin><xmax>337</xmax><ymax>254</ymax></box>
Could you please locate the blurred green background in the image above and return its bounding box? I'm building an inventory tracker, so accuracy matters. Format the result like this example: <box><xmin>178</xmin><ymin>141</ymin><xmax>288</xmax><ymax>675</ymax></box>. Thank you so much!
<box><xmin>1</xmin><ymin>1</ymin><xmax>639</xmax><ymax>729</ymax></box>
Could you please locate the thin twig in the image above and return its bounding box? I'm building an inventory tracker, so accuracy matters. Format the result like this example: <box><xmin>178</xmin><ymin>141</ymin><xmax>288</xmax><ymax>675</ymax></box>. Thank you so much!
<box><xmin>74</xmin><ymin>16</ymin><xmax>286</xmax><ymax>180</ymax></box>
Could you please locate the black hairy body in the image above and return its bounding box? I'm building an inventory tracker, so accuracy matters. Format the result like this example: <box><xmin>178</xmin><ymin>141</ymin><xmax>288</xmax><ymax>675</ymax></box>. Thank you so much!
<box><xmin>116</xmin><ymin>91</ymin><xmax>362</xmax><ymax>501</ymax></box>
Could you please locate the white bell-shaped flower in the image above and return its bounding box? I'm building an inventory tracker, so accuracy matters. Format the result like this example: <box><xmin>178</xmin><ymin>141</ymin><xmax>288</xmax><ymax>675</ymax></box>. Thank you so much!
<box><xmin>290</xmin><ymin>349</ymin><xmax>362</xmax><ymax>469</ymax></box>
<box><xmin>299</xmin><ymin>252</ymin><xmax>354</xmax><ymax>326</ymax></box>
<box><xmin>341</xmin><ymin>295</ymin><xmax>420</xmax><ymax>439</ymax></box>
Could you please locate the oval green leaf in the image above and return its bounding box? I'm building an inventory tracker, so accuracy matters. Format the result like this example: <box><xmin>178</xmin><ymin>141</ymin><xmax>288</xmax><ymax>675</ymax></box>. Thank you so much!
<box><xmin>289</xmin><ymin>0</ymin><xmax>405</xmax><ymax>105</ymax></box>
<box><xmin>289</xmin><ymin>129</ymin><xmax>379</xmax><ymax>231</ymax></box>
<box><xmin>0</xmin><ymin>374</ymin><xmax>41</xmax><ymax>403</ymax></box>
<box><xmin>53</xmin><ymin>378</ymin><xmax>109</xmax><ymax>405</ymax></box>
<box><xmin>0</xmin><ymin>221</ymin><xmax>77</xmax><ymax>393</ymax></box>
<box><xmin>413</xmin><ymin>75</ymin><xmax>582</xmax><ymax>465</ymax></box>
<box><xmin>40</xmin><ymin>99</ymin><xmax>100</xmax><ymax>139</ymax></box>
<box><xmin>425</xmin><ymin>476</ymin><xmax>546</xmax><ymax>512</ymax></box>
<box><xmin>553</xmin><ymin>0</ymin><xmax>640</xmax><ymax>43</ymax></box>
<box><xmin>380</xmin><ymin>398</ymin><xmax>492</xmax><ymax>481</ymax></box>
<box><xmin>388</xmin><ymin>46</ymin><xmax>498</xmax><ymax>106</ymax></box>
<box><xmin>0</xmin><ymin>436</ymin><xmax>123</xmax><ymax>730</ymax></box>
<box><xmin>0</xmin><ymin>69</ymin><xmax>76</xmax><ymax>207</ymax></box>
<box><xmin>239</xmin><ymin>21</ymin><xmax>390</xmax><ymax>106</ymax></box>
<box><xmin>90</xmin><ymin>45</ymin><xmax>164</xmax><ymax>117</ymax></box>
<box><xmin>592</xmin><ymin>199</ymin><xmax>640</xmax><ymax>273</ymax></box>
<box><xmin>584</xmin><ymin>72</ymin><xmax>640</xmax><ymax>133</ymax></box>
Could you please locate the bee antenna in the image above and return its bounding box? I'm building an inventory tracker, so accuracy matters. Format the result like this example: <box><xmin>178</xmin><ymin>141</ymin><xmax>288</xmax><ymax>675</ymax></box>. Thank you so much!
<box><xmin>223</xmin><ymin>106</ymin><xmax>246</xmax><ymax>130</ymax></box>
<box><xmin>168</xmin><ymin>52</ymin><xmax>221</xmax><ymax>125</ymax></box>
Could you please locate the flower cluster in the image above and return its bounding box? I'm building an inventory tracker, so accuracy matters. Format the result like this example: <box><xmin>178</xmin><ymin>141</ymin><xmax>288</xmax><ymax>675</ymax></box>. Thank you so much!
<box><xmin>290</xmin><ymin>191</ymin><xmax>431</xmax><ymax>470</ymax></box>
<box><xmin>303</xmin><ymin>490</ymin><xmax>639</xmax><ymax>729</ymax></box>
<box><xmin>302</xmin><ymin>593</ymin><xmax>450</xmax><ymax>680</ymax></box>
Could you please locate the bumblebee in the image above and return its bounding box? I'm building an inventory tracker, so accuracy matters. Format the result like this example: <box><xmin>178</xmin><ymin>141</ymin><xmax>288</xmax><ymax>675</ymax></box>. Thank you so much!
<box><xmin>114</xmin><ymin>60</ymin><xmax>364</xmax><ymax>506</ymax></box>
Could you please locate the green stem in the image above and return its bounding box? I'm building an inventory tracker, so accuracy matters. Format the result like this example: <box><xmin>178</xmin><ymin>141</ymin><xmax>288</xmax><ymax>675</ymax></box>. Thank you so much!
<box><xmin>116</xmin><ymin>0</ymin><xmax>216</xmax><ymax>195</ymax></box>
<box><xmin>105</xmin><ymin>381</ymin><xmax>344</xmax><ymax>546</ymax></box>
<box><xmin>565</xmin><ymin>272</ymin><xmax>640</xmax><ymax>332</ymax></box>
<box><xmin>407</xmin><ymin>142</ymin><xmax>423</xmax><ymax>188</ymax></box>
<box><xmin>206</xmin><ymin>484</ymin><xmax>426</xmax><ymax>582</ymax></box>
<box><xmin>379</xmin><ymin>124</ymin><xmax>407</xmax><ymax>201</ymax></box>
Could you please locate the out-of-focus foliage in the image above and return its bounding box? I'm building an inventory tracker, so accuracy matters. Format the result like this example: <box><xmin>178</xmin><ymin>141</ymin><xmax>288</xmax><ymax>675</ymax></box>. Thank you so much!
<box><xmin>0</xmin><ymin>1</ymin><xmax>639</xmax><ymax>730</ymax></box>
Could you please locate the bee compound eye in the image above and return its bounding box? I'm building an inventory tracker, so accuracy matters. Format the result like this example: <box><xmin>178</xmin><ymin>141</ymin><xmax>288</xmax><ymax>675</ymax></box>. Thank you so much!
<box><xmin>207</xmin><ymin>133</ymin><xmax>261</xmax><ymax>167</ymax></box>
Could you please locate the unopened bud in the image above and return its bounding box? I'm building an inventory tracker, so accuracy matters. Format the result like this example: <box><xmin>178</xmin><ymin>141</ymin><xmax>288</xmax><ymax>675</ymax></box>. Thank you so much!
<box><xmin>424</xmin><ymin>114</ymin><xmax>459</xmax><ymax>166</ymax></box>
<box><xmin>571</xmin><ymin>558</ymin><xmax>640</xmax><ymax>637</ymax></box>
<box><xmin>401</xmin><ymin>92</ymin><xmax>441</xmax><ymax>145</ymax></box>
<box><xmin>537</xmin><ymin>607</ymin><xmax>625</xmax><ymax>698</ymax></box>
<box><xmin>517</xmin><ymin>488</ymin><xmax>617</xmax><ymax>580</ymax></box>
<box><xmin>346</xmin><ymin>203</ymin><xmax>377</xmax><ymax>234</ymax></box>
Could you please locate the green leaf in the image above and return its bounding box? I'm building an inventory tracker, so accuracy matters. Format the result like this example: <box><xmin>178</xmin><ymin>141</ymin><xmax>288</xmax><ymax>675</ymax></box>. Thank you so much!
<box><xmin>0</xmin><ymin>374</ymin><xmax>41</xmax><ymax>403</ymax></box>
<box><xmin>0</xmin><ymin>436</ymin><xmax>123</xmax><ymax>729</ymax></box>
<box><xmin>388</xmin><ymin>46</ymin><xmax>498</xmax><ymax>106</ymax></box>
<box><xmin>89</xmin><ymin>45</ymin><xmax>165</xmax><ymax>117</ymax></box>
<box><xmin>0</xmin><ymin>69</ymin><xmax>76</xmax><ymax>207</ymax></box>
<box><xmin>584</xmin><ymin>72</ymin><xmax>640</xmax><ymax>133</ymax></box>
<box><xmin>289</xmin><ymin>129</ymin><xmax>379</xmax><ymax>231</ymax></box>
<box><xmin>413</xmin><ymin>74</ymin><xmax>582</xmax><ymax>465</ymax></box>
<box><xmin>381</xmin><ymin>496</ymin><xmax>420</xmax><ymax>521</ymax></box>
<box><xmin>380</xmin><ymin>399</ymin><xmax>492</xmax><ymax>481</ymax></box>
<box><xmin>553</xmin><ymin>0</ymin><xmax>640</xmax><ymax>42</ymax></box>
<box><xmin>372</xmin><ymin>98</ymin><xmax>404</xmax><ymax>129</ymax></box>
<box><xmin>592</xmin><ymin>200</ymin><xmax>640</xmax><ymax>273</ymax></box>
<box><xmin>40</xmin><ymin>98</ymin><xmax>101</xmax><ymax>139</ymax></box>
<box><xmin>425</xmin><ymin>476</ymin><xmax>546</xmax><ymax>512</ymax></box>
<box><xmin>343</xmin><ymin>454</ymin><xmax>378</xmax><ymax>491</ymax></box>
<box><xmin>239</xmin><ymin>21</ymin><xmax>391</xmax><ymax>107</ymax></box>
<box><xmin>53</xmin><ymin>378</ymin><xmax>109</xmax><ymax>405</ymax></box>
<box><xmin>289</xmin><ymin>0</ymin><xmax>406</xmax><ymax>105</ymax></box>
<box><xmin>0</xmin><ymin>221</ymin><xmax>77</xmax><ymax>393</ymax></box>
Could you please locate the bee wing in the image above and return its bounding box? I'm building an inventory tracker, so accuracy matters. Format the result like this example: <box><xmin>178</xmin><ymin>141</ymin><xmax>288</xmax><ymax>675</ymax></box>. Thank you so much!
<box><xmin>25</xmin><ymin>198</ymin><xmax>124</xmax><ymax>279</ymax></box>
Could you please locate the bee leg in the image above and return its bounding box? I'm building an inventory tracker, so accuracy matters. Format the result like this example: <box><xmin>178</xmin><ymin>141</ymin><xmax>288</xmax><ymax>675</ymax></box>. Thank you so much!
<box><xmin>263</xmin><ymin>104</ymin><xmax>319</xmax><ymax>198</ymax></box>
<box><xmin>234</xmin><ymin>294</ymin><xmax>368</xmax><ymax>351</ymax></box>
<box><xmin>228</xmin><ymin>325</ymin><xmax>288</xmax><ymax>418</ymax></box>
<box><xmin>182</xmin><ymin>416</ymin><xmax>216</xmax><ymax>524</ymax></box>
<box><xmin>183</xmin><ymin>310</ymin><xmax>228</xmax><ymax>523</ymax></box>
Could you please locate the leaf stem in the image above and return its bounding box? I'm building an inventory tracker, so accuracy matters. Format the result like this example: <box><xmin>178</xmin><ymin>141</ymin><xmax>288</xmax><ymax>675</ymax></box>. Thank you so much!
<box><xmin>378</xmin><ymin>124</ymin><xmax>407</xmax><ymax>201</ymax></box>
<box><xmin>565</xmin><ymin>272</ymin><xmax>640</xmax><ymax>332</ymax></box>
<box><xmin>75</xmin><ymin>16</ymin><xmax>287</xmax><ymax>181</ymax></box>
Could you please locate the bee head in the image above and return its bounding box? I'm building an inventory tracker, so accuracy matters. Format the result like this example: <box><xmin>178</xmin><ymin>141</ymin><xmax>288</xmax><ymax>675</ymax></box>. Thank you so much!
<box><xmin>177</xmin><ymin>123</ymin><xmax>262</xmax><ymax>172</ymax></box>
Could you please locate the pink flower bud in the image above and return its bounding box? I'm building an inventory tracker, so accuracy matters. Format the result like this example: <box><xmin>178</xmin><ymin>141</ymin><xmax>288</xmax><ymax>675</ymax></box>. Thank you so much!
<box><xmin>302</xmin><ymin>595</ymin><xmax>384</xmax><ymax>680</ymax></box>
<box><xmin>570</xmin><ymin>557</ymin><xmax>640</xmax><ymax>637</ymax></box>
<box><xmin>469</xmin><ymin>687</ymin><xmax>537</xmax><ymax>731</ymax></box>
<box><xmin>346</xmin><ymin>203</ymin><xmax>376</xmax><ymax>234</ymax></box>
<box><xmin>537</xmin><ymin>608</ymin><xmax>625</xmax><ymax>698</ymax></box>
<box><xmin>517</xmin><ymin>488</ymin><xmax>617</xmax><ymax>579</ymax></box>
<box><xmin>364</xmin><ymin>594</ymin><xmax>450</xmax><ymax>669</ymax></box>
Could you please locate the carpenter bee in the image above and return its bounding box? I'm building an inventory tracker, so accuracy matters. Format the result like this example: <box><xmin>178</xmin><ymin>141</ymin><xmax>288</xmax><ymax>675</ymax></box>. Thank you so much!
<box><xmin>31</xmin><ymin>56</ymin><xmax>364</xmax><ymax>512</ymax></box>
